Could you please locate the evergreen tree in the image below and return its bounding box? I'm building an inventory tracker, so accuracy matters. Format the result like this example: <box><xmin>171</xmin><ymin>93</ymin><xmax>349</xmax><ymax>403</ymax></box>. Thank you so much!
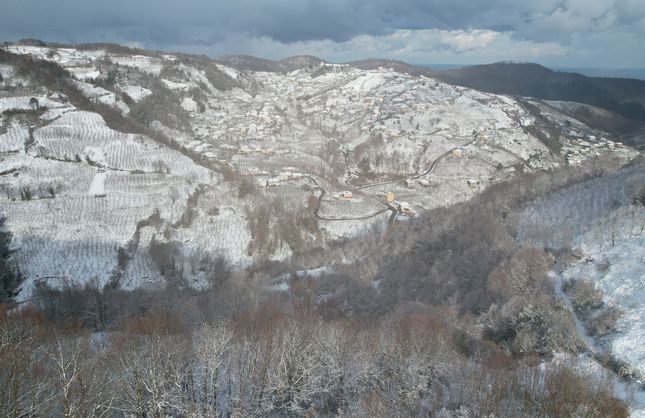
<box><xmin>0</xmin><ymin>217</ymin><xmax>18</xmax><ymax>302</ymax></box>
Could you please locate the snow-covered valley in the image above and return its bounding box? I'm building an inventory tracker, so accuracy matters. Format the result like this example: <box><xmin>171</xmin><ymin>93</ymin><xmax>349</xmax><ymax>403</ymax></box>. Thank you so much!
<box><xmin>1</xmin><ymin>41</ymin><xmax>644</xmax><ymax>417</ymax></box>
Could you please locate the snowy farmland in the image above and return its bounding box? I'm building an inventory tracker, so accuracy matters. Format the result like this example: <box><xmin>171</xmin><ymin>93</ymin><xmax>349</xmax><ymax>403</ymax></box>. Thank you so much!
<box><xmin>0</xmin><ymin>42</ymin><xmax>640</xmax><ymax>302</ymax></box>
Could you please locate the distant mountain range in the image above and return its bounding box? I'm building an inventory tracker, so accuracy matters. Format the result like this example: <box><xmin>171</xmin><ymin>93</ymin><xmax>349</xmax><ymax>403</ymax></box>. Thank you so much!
<box><xmin>215</xmin><ymin>54</ymin><xmax>325</xmax><ymax>73</ymax></box>
<box><xmin>214</xmin><ymin>55</ymin><xmax>437</xmax><ymax>78</ymax></box>
<box><xmin>420</xmin><ymin>64</ymin><xmax>645</xmax><ymax>81</ymax></box>
<box><xmin>436</xmin><ymin>62</ymin><xmax>645</xmax><ymax>123</ymax></box>
<box><xmin>552</xmin><ymin>67</ymin><xmax>645</xmax><ymax>81</ymax></box>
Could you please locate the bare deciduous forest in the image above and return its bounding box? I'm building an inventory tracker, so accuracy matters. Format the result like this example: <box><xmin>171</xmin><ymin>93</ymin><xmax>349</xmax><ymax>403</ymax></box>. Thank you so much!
<box><xmin>2</xmin><ymin>156</ymin><xmax>641</xmax><ymax>417</ymax></box>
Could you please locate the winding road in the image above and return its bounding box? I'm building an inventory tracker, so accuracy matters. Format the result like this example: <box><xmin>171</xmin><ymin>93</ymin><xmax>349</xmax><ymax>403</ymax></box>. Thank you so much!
<box><xmin>311</xmin><ymin>133</ymin><xmax>480</xmax><ymax>222</ymax></box>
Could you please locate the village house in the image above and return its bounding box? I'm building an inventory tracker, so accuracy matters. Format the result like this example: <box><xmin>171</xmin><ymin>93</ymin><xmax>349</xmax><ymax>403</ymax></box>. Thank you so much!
<box><xmin>337</xmin><ymin>191</ymin><xmax>353</xmax><ymax>200</ymax></box>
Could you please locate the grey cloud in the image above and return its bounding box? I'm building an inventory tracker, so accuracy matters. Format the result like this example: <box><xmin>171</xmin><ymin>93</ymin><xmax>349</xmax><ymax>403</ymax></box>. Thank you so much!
<box><xmin>1</xmin><ymin>0</ymin><xmax>643</xmax><ymax>52</ymax></box>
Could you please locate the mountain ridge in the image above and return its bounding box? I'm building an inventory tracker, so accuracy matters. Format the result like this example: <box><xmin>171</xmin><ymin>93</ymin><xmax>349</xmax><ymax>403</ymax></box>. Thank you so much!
<box><xmin>8</xmin><ymin>39</ymin><xmax>645</xmax><ymax>134</ymax></box>
<box><xmin>437</xmin><ymin>62</ymin><xmax>645</xmax><ymax>127</ymax></box>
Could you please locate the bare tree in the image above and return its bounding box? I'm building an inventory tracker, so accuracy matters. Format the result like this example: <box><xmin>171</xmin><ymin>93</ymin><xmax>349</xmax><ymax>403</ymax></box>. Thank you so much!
<box><xmin>47</xmin><ymin>335</ymin><xmax>114</xmax><ymax>418</ymax></box>
<box><xmin>192</xmin><ymin>322</ymin><xmax>233</xmax><ymax>415</ymax></box>
<box><xmin>115</xmin><ymin>335</ymin><xmax>189</xmax><ymax>417</ymax></box>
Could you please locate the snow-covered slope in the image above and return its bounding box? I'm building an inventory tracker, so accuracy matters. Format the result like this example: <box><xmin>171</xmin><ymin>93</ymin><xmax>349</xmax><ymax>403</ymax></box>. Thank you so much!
<box><xmin>518</xmin><ymin>164</ymin><xmax>645</xmax><ymax>415</ymax></box>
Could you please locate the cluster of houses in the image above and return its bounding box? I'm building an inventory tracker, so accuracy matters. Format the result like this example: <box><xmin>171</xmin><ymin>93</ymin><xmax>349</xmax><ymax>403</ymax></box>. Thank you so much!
<box><xmin>238</xmin><ymin>145</ymin><xmax>276</xmax><ymax>155</ymax></box>
<box><xmin>218</xmin><ymin>143</ymin><xmax>286</xmax><ymax>157</ymax></box>
<box><xmin>252</xmin><ymin>162</ymin><xmax>419</xmax><ymax>217</ymax></box>
<box><xmin>256</xmin><ymin>167</ymin><xmax>305</xmax><ymax>188</ymax></box>
<box><xmin>332</xmin><ymin>189</ymin><xmax>416</xmax><ymax>216</ymax></box>
<box><xmin>564</xmin><ymin>137</ymin><xmax>623</xmax><ymax>166</ymax></box>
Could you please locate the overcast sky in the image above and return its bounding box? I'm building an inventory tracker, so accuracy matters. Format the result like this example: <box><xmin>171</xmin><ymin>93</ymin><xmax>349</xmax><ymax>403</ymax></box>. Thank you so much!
<box><xmin>2</xmin><ymin>0</ymin><xmax>644</xmax><ymax>68</ymax></box>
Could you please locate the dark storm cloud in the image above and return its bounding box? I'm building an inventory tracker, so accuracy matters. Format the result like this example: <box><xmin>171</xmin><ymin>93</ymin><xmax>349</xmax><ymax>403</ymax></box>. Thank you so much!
<box><xmin>1</xmin><ymin>0</ymin><xmax>382</xmax><ymax>44</ymax></box>
<box><xmin>1</xmin><ymin>0</ymin><xmax>643</xmax><ymax>49</ymax></box>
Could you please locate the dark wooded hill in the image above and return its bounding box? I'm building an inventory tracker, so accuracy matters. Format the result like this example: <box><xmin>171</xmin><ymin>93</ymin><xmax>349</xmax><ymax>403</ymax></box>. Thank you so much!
<box><xmin>437</xmin><ymin>62</ymin><xmax>645</xmax><ymax>124</ymax></box>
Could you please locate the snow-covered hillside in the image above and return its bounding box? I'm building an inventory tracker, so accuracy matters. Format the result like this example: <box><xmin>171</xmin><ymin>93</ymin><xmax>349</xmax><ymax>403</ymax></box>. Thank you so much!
<box><xmin>518</xmin><ymin>164</ymin><xmax>645</xmax><ymax>415</ymax></box>
<box><xmin>0</xmin><ymin>43</ymin><xmax>639</xmax><ymax>300</ymax></box>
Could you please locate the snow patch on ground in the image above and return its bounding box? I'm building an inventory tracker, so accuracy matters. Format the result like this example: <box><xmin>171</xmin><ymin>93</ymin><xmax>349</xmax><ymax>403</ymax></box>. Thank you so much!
<box><xmin>68</xmin><ymin>66</ymin><xmax>101</xmax><ymax>81</ymax></box>
<box><xmin>120</xmin><ymin>85</ymin><xmax>152</xmax><ymax>102</ymax></box>
<box><xmin>181</xmin><ymin>97</ymin><xmax>198</xmax><ymax>112</ymax></box>
<box><xmin>345</xmin><ymin>72</ymin><xmax>387</xmax><ymax>92</ymax></box>
<box><xmin>217</xmin><ymin>64</ymin><xmax>239</xmax><ymax>79</ymax></box>
<box><xmin>74</xmin><ymin>81</ymin><xmax>129</xmax><ymax>113</ymax></box>
<box><xmin>0</xmin><ymin>96</ymin><xmax>62</xmax><ymax>113</ymax></box>
<box><xmin>110</xmin><ymin>55</ymin><xmax>164</xmax><ymax>75</ymax></box>
<box><xmin>88</xmin><ymin>171</ymin><xmax>107</xmax><ymax>195</ymax></box>
<box><xmin>162</xmin><ymin>79</ymin><xmax>192</xmax><ymax>91</ymax></box>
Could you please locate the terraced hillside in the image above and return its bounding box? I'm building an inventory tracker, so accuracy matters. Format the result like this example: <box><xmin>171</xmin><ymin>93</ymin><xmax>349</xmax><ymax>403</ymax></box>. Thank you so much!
<box><xmin>0</xmin><ymin>42</ymin><xmax>639</xmax><ymax>300</ymax></box>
